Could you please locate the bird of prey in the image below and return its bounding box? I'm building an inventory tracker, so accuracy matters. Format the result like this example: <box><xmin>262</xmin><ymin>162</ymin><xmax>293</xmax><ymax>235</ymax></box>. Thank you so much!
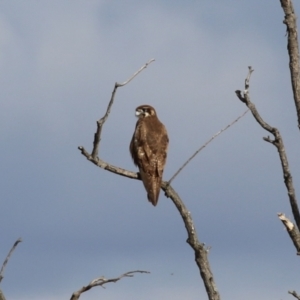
<box><xmin>130</xmin><ymin>105</ymin><xmax>169</xmax><ymax>206</ymax></box>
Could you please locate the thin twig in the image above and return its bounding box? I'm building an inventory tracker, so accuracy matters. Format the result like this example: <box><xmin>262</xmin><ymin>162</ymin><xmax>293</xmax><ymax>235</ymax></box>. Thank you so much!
<box><xmin>289</xmin><ymin>290</ymin><xmax>300</xmax><ymax>300</ymax></box>
<box><xmin>70</xmin><ymin>270</ymin><xmax>150</xmax><ymax>300</ymax></box>
<box><xmin>0</xmin><ymin>238</ymin><xmax>22</xmax><ymax>284</ymax></box>
<box><xmin>91</xmin><ymin>58</ymin><xmax>155</xmax><ymax>159</ymax></box>
<box><xmin>236</xmin><ymin>67</ymin><xmax>300</xmax><ymax>234</ymax></box>
<box><xmin>117</xmin><ymin>58</ymin><xmax>155</xmax><ymax>87</ymax></box>
<box><xmin>280</xmin><ymin>0</ymin><xmax>300</xmax><ymax>130</ymax></box>
<box><xmin>168</xmin><ymin>109</ymin><xmax>249</xmax><ymax>185</ymax></box>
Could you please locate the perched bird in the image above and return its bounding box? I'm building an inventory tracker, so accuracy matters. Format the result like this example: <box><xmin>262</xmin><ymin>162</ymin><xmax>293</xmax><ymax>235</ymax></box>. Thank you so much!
<box><xmin>130</xmin><ymin>105</ymin><xmax>169</xmax><ymax>206</ymax></box>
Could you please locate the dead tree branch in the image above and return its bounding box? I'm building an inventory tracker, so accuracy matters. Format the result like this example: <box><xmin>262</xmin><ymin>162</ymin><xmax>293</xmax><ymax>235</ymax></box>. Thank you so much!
<box><xmin>90</xmin><ymin>58</ymin><xmax>155</xmax><ymax>159</ymax></box>
<box><xmin>278</xmin><ymin>213</ymin><xmax>300</xmax><ymax>254</ymax></box>
<box><xmin>235</xmin><ymin>67</ymin><xmax>300</xmax><ymax>244</ymax></box>
<box><xmin>161</xmin><ymin>182</ymin><xmax>219</xmax><ymax>300</ymax></box>
<box><xmin>79</xmin><ymin>149</ymin><xmax>221</xmax><ymax>299</ymax></box>
<box><xmin>70</xmin><ymin>270</ymin><xmax>150</xmax><ymax>300</ymax></box>
<box><xmin>280</xmin><ymin>0</ymin><xmax>300</xmax><ymax>130</ymax></box>
<box><xmin>168</xmin><ymin>109</ymin><xmax>249</xmax><ymax>185</ymax></box>
<box><xmin>289</xmin><ymin>290</ymin><xmax>300</xmax><ymax>300</ymax></box>
<box><xmin>78</xmin><ymin>62</ymin><xmax>220</xmax><ymax>300</ymax></box>
<box><xmin>78</xmin><ymin>146</ymin><xmax>139</xmax><ymax>179</ymax></box>
<box><xmin>0</xmin><ymin>238</ymin><xmax>22</xmax><ymax>284</ymax></box>
<box><xmin>0</xmin><ymin>290</ymin><xmax>6</xmax><ymax>300</ymax></box>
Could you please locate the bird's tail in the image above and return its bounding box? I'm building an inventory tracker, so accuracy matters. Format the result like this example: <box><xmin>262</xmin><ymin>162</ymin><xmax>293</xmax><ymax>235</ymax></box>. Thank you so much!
<box><xmin>147</xmin><ymin>177</ymin><xmax>162</xmax><ymax>206</ymax></box>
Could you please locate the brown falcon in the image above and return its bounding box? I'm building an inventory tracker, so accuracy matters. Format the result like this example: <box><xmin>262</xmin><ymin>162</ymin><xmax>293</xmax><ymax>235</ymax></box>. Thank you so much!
<box><xmin>130</xmin><ymin>105</ymin><xmax>169</xmax><ymax>206</ymax></box>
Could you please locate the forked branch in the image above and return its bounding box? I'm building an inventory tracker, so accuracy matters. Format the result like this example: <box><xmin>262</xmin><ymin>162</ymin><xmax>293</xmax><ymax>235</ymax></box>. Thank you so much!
<box><xmin>70</xmin><ymin>270</ymin><xmax>150</xmax><ymax>300</ymax></box>
<box><xmin>235</xmin><ymin>67</ymin><xmax>300</xmax><ymax>242</ymax></box>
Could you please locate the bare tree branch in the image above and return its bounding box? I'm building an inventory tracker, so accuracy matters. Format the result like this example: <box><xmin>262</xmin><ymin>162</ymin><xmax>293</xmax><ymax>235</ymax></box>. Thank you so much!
<box><xmin>161</xmin><ymin>182</ymin><xmax>220</xmax><ymax>300</ymax></box>
<box><xmin>168</xmin><ymin>109</ymin><xmax>249</xmax><ymax>185</ymax></box>
<box><xmin>289</xmin><ymin>290</ymin><xmax>300</xmax><ymax>300</ymax></box>
<box><xmin>280</xmin><ymin>0</ymin><xmax>300</xmax><ymax>130</ymax></box>
<box><xmin>90</xmin><ymin>58</ymin><xmax>155</xmax><ymax>159</ymax></box>
<box><xmin>70</xmin><ymin>270</ymin><xmax>150</xmax><ymax>300</ymax></box>
<box><xmin>0</xmin><ymin>290</ymin><xmax>6</xmax><ymax>300</ymax></box>
<box><xmin>0</xmin><ymin>238</ymin><xmax>22</xmax><ymax>284</ymax></box>
<box><xmin>278</xmin><ymin>213</ymin><xmax>300</xmax><ymax>254</ymax></box>
<box><xmin>79</xmin><ymin>63</ymin><xmax>221</xmax><ymax>300</ymax></box>
<box><xmin>79</xmin><ymin>146</ymin><xmax>219</xmax><ymax>299</ymax></box>
<box><xmin>235</xmin><ymin>67</ymin><xmax>300</xmax><ymax>234</ymax></box>
<box><xmin>78</xmin><ymin>146</ymin><xmax>139</xmax><ymax>179</ymax></box>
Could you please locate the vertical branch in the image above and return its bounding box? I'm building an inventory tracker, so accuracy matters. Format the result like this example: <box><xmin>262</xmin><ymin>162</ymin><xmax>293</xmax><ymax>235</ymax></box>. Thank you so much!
<box><xmin>0</xmin><ymin>290</ymin><xmax>6</xmax><ymax>300</ymax></box>
<box><xmin>91</xmin><ymin>83</ymin><xmax>118</xmax><ymax>159</ymax></box>
<box><xmin>235</xmin><ymin>68</ymin><xmax>300</xmax><ymax>232</ymax></box>
<box><xmin>280</xmin><ymin>0</ymin><xmax>300</xmax><ymax>130</ymax></box>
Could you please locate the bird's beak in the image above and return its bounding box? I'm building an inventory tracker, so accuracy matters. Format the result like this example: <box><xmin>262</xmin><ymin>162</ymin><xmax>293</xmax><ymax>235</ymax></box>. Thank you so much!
<box><xmin>135</xmin><ymin>111</ymin><xmax>141</xmax><ymax>117</ymax></box>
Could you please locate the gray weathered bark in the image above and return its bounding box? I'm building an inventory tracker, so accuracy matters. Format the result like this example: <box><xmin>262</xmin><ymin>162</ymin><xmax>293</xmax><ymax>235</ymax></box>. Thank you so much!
<box><xmin>280</xmin><ymin>0</ymin><xmax>300</xmax><ymax>130</ymax></box>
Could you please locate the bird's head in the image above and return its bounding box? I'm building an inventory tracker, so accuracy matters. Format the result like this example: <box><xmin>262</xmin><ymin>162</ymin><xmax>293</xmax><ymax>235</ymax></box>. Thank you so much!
<box><xmin>135</xmin><ymin>105</ymin><xmax>156</xmax><ymax>118</ymax></box>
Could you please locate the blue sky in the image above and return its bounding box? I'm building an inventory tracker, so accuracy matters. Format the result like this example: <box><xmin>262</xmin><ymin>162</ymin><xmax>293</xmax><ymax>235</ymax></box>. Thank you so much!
<box><xmin>1</xmin><ymin>1</ymin><xmax>300</xmax><ymax>299</ymax></box>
